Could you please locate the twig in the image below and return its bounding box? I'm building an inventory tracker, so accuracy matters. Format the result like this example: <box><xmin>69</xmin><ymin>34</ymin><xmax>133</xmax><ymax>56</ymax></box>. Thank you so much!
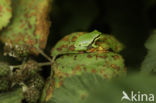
<box><xmin>38</xmin><ymin>62</ymin><xmax>52</xmax><ymax>67</ymax></box>
<box><xmin>37</xmin><ymin>48</ymin><xmax>52</xmax><ymax>62</ymax></box>
<box><xmin>10</xmin><ymin>62</ymin><xmax>52</xmax><ymax>70</ymax></box>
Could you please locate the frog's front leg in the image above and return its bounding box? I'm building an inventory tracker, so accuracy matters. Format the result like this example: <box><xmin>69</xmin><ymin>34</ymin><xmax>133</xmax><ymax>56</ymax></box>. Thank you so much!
<box><xmin>92</xmin><ymin>43</ymin><xmax>98</xmax><ymax>48</ymax></box>
<box><xmin>91</xmin><ymin>37</ymin><xmax>99</xmax><ymax>48</ymax></box>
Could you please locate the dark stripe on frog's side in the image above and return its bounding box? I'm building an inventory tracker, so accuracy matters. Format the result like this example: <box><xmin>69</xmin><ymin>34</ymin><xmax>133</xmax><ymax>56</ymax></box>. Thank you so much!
<box><xmin>87</xmin><ymin>34</ymin><xmax>101</xmax><ymax>49</ymax></box>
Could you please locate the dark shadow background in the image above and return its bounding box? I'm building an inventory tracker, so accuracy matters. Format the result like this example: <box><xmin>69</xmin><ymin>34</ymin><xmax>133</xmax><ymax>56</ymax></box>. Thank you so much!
<box><xmin>46</xmin><ymin>0</ymin><xmax>156</xmax><ymax>72</ymax></box>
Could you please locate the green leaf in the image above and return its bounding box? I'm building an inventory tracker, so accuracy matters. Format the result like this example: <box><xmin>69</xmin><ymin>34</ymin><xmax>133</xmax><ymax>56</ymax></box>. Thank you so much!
<box><xmin>0</xmin><ymin>0</ymin><xmax>12</xmax><ymax>31</ymax></box>
<box><xmin>51</xmin><ymin>32</ymin><xmax>86</xmax><ymax>57</ymax></box>
<box><xmin>47</xmin><ymin>73</ymin><xmax>156</xmax><ymax>103</ymax></box>
<box><xmin>48</xmin><ymin>73</ymin><xmax>105</xmax><ymax>103</ymax></box>
<box><xmin>0</xmin><ymin>0</ymin><xmax>52</xmax><ymax>56</ymax></box>
<box><xmin>141</xmin><ymin>30</ymin><xmax>156</xmax><ymax>73</ymax></box>
<box><xmin>53</xmin><ymin>52</ymin><xmax>126</xmax><ymax>88</ymax></box>
<box><xmin>0</xmin><ymin>88</ymin><xmax>23</xmax><ymax>103</ymax></box>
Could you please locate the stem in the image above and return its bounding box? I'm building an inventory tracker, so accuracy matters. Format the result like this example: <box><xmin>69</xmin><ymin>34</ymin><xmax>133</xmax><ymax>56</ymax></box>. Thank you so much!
<box><xmin>37</xmin><ymin>48</ymin><xmax>52</xmax><ymax>62</ymax></box>
<box><xmin>10</xmin><ymin>62</ymin><xmax>52</xmax><ymax>70</ymax></box>
<box><xmin>38</xmin><ymin>62</ymin><xmax>51</xmax><ymax>67</ymax></box>
<box><xmin>9</xmin><ymin>65</ymin><xmax>21</xmax><ymax>69</ymax></box>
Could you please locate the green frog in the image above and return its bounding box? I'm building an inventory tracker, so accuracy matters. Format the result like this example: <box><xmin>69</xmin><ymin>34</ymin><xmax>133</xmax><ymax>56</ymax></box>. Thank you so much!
<box><xmin>74</xmin><ymin>30</ymin><xmax>101</xmax><ymax>51</ymax></box>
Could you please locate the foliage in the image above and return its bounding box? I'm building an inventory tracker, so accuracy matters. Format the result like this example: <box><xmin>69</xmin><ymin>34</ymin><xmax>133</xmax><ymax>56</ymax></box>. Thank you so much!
<box><xmin>0</xmin><ymin>88</ymin><xmax>23</xmax><ymax>103</ymax></box>
<box><xmin>0</xmin><ymin>0</ymin><xmax>12</xmax><ymax>31</ymax></box>
<box><xmin>0</xmin><ymin>0</ymin><xmax>156</xmax><ymax>103</ymax></box>
<box><xmin>52</xmin><ymin>52</ymin><xmax>126</xmax><ymax>88</ymax></box>
<box><xmin>141</xmin><ymin>30</ymin><xmax>156</xmax><ymax>73</ymax></box>
<box><xmin>0</xmin><ymin>0</ymin><xmax>52</xmax><ymax>57</ymax></box>
<box><xmin>48</xmin><ymin>73</ymin><xmax>156</xmax><ymax>103</ymax></box>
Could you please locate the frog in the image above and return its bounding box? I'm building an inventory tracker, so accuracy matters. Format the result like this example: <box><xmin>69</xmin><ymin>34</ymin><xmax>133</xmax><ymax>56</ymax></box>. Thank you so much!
<box><xmin>74</xmin><ymin>30</ymin><xmax>102</xmax><ymax>51</ymax></box>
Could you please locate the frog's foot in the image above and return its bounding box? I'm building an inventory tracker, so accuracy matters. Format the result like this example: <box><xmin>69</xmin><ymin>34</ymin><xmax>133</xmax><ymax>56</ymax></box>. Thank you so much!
<box><xmin>92</xmin><ymin>44</ymin><xmax>98</xmax><ymax>48</ymax></box>
<box><xmin>87</xmin><ymin>44</ymin><xmax>98</xmax><ymax>50</ymax></box>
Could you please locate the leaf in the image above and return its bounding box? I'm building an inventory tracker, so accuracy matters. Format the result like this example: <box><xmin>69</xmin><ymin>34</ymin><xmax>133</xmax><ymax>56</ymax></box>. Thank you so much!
<box><xmin>51</xmin><ymin>32</ymin><xmax>86</xmax><ymax>57</ymax></box>
<box><xmin>48</xmin><ymin>73</ymin><xmax>105</xmax><ymax>103</ymax></box>
<box><xmin>53</xmin><ymin>52</ymin><xmax>126</xmax><ymax>88</ymax></box>
<box><xmin>0</xmin><ymin>0</ymin><xmax>12</xmax><ymax>31</ymax></box>
<box><xmin>40</xmin><ymin>77</ymin><xmax>54</xmax><ymax>103</ymax></box>
<box><xmin>45</xmin><ymin>51</ymin><xmax>126</xmax><ymax>102</ymax></box>
<box><xmin>141</xmin><ymin>30</ymin><xmax>156</xmax><ymax>73</ymax></box>
<box><xmin>0</xmin><ymin>0</ymin><xmax>52</xmax><ymax>56</ymax></box>
<box><xmin>47</xmin><ymin>73</ymin><xmax>156</xmax><ymax>103</ymax></box>
<box><xmin>0</xmin><ymin>88</ymin><xmax>23</xmax><ymax>103</ymax></box>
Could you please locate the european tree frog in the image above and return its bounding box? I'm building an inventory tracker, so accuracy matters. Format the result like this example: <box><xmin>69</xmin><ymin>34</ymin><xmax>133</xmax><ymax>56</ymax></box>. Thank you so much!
<box><xmin>74</xmin><ymin>30</ymin><xmax>101</xmax><ymax>50</ymax></box>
